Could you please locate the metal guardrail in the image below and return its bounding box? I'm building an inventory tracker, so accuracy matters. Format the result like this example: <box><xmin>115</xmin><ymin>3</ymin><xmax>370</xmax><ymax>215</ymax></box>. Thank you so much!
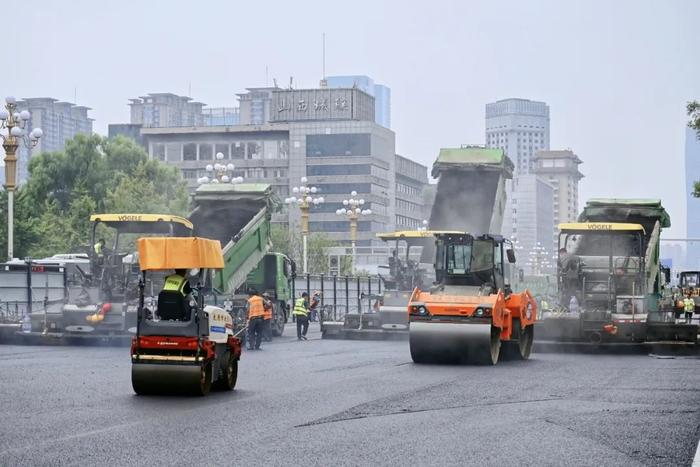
<box><xmin>291</xmin><ymin>274</ymin><xmax>382</xmax><ymax>323</ymax></box>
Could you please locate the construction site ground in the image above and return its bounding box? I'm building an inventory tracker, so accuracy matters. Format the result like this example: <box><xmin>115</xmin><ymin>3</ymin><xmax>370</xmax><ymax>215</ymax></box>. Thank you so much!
<box><xmin>2</xmin><ymin>322</ymin><xmax>699</xmax><ymax>466</ymax></box>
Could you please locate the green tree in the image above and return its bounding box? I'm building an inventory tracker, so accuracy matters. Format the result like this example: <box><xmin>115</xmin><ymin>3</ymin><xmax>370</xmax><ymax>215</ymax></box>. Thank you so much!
<box><xmin>0</xmin><ymin>134</ymin><xmax>189</xmax><ymax>258</ymax></box>
<box><xmin>269</xmin><ymin>224</ymin><xmax>350</xmax><ymax>275</ymax></box>
<box><xmin>689</xmin><ymin>101</ymin><xmax>700</xmax><ymax>197</ymax></box>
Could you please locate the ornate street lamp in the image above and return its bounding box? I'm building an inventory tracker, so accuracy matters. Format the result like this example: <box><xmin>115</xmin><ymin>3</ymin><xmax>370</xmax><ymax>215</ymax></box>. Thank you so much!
<box><xmin>1</xmin><ymin>96</ymin><xmax>43</xmax><ymax>260</ymax></box>
<box><xmin>284</xmin><ymin>177</ymin><xmax>324</xmax><ymax>274</ymax></box>
<box><xmin>335</xmin><ymin>190</ymin><xmax>371</xmax><ymax>273</ymax></box>
<box><xmin>197</xmin><ymin>152</ymin><xmax>243</xmax><ymax>185</ymax></box>
<box><xmin>417</xmin><ymin>219</ymin><xmax>429</xmax><ymax>232</ymax></box>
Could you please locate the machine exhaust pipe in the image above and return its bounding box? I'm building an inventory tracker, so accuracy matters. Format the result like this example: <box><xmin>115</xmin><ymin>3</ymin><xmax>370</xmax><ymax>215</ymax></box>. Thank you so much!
<box><xmin>589</xmin><ymin>331</ymin><xmax>602</xmax><ymax>344</ymax></box>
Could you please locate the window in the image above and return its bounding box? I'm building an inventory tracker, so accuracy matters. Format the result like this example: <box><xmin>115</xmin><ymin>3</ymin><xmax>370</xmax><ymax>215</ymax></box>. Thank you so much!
<box><xmin>247</xmin><ymin>168</ymin><xmax>264</xmax><ymax>178</ymax></box>
<box><xmin>307</xmin><ymin>164</ymin><xmax>371</xmax><ymax>176</ymax></box>
<box><xmin>314</xmin><ymin>183</ymin><xmax>371</xmax><ymax>194</ymax></box>
<box><xmin>183</xmin><ymin>143</ymin><xmax>197</xmax><ymax>161</ymax></box>
<box><xmin>199</xmin><ymin>143</ymin><xmax>213</xmax><ymax>160</ymax></box>
<box><xmin>279</xmin><ymin>140</ymin><xmax>289</xmax><ymax>159</ymax></box>
<box><xmin>232</xmin><ymin>141</ymin><xmax>245</xmax><ymax>159</ymax></box>
<box><xmin>166</xmin><ymin>143</ymin><xmax>181</xmax><ymax>162</ymax></box>
<box><xmin>396</xmin><ymin>183</ymin><xmax>420</xmax><ymax>197</ymax></box>
<box><xmin>306</xmin><ymin>134</ymin><xmax>371</xmax><ymax>157</ymax></box>
<box><xmin>263</xmin><ymin>140</ymin><xmax>279</xmax><ymax>159</ymax></box>
<box><xmin>215</xmin><ymin>144</ymin><xmax>229</xmax><ymax>159</ymax></box>
<box><xmin>153</xmin><ymin>143</ymin><xmax>165</xmax><ymax>161</ymax></box>
<box><xmin>247</xmin><ymin>141</ymin><xmax>261</xmax><ymax>159</ymax></box>
<box><xmin>181</xmin><ymin>169</ymin><xmax>200</xmax><ymax>180</ymax></box>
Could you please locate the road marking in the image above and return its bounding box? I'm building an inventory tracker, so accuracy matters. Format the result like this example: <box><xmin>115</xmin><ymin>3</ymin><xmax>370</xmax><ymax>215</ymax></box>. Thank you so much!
<box><xmin>693</xmin><ymin>436</ymin><xmax>700</xmax><ymax>467</ymax></box>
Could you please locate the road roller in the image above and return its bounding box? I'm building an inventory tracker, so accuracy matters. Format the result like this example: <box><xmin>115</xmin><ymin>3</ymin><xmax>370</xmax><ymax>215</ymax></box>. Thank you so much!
<box><xmin>408</xmin><ymin>232</ymin><xmax>537</xmax><ymax>365</ymax></box>
<box><xmin>131</xmin><ymin>237</ymin><xmax>242</xmax><ymax>396</ymax></box>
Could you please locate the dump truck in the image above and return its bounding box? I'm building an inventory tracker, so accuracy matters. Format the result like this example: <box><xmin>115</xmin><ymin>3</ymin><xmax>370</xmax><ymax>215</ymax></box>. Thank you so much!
<box><xmin>408</xmin><ymin>232</ymin><xmax>537</xmax><ymax>364</ymax></box>
<box><xmin>536</xmin><ymin>199</ymin><xmax>698</xmax><ymax>345</ymax></box>
<box><xmin>131</xmin><ymin>236</ymin><xmax>241</xmax><ymax>396</ymax></box>
<box><xmin>189</xmin><ymin>183</ymin><xmax>291</xmax><ymax>337</ymax></box>
<box><xmin>404</xmin><ymin>146</ymin><xmax>540</xmax><ymax>364</ymax></box>
<box><xmin>22</xmin><ymin>214</ymin><xmax>194</xmax><ymax>342</ymax></box>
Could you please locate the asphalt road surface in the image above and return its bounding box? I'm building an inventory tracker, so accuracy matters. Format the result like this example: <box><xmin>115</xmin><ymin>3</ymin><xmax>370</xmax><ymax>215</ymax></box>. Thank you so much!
<box><xmin>2</xmin><ymin>323</ymin><xmax>700</xmax><ymax>467</ymax></box>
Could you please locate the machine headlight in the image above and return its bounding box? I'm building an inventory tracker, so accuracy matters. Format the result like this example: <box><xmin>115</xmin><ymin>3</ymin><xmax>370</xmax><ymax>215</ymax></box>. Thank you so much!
<box><xmin>475</xmin><ymin>307</ymin><xmax>492</xmax><ymax>317</ymax></box>
<box><xmin>410</xmin><ymin>304</ymin><xmax>430</xmax><ymax>316</ymax></box>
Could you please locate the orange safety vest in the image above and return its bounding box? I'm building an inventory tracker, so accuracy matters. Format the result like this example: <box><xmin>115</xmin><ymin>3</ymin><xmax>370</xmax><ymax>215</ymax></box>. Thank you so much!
<box><xmin>263</xmin><ymin>299</ymin><xmax>273</xmax><ymax>320</ymax></box>
<box><xmin>248</xmin><ymin>296</ymin><xmax>265</xmax><ymax>319</ymax></box>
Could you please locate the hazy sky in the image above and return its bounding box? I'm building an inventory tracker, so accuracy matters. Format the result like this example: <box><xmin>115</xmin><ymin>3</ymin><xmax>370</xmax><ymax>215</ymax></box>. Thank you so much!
<box><xmin>6</xmin><ymin>0</ymin><xmax>700</xmax><ymax>236</ymax></box>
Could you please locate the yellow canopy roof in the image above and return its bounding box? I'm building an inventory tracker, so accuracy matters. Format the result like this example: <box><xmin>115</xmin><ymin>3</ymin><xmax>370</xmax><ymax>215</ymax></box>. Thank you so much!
<box><xmin>559</xmin><ymin>222</ymin><xmax>645</xmax><ymax>233</ymax></box>
<box><xmin>376</xmin><ymin>230</ymin><xmax>464</xmax><ymax>240</ymax></box>
<box><xmin>137</xmin><ymin>237</ymin><xmax>224</xmax><ymax>271</ymax></box>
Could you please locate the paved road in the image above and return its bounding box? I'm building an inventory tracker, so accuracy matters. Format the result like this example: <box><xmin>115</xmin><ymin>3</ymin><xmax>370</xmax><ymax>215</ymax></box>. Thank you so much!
<box><xmin>1</xmin><ymin>323</ymin><xmax>700</xmax><ymax>466</ymax></box>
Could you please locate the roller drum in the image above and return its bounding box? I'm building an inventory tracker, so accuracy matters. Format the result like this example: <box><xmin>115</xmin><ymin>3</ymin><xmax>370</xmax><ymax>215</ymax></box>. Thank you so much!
<box><xmin>409</xmin><ymin>322</ymin><xmax>501</xmax><ymax>365</ymax></box>
<box><xmin>132</xmin><ymin>363</ymin><xmax>212</xmax><ymax>396</ymax></box>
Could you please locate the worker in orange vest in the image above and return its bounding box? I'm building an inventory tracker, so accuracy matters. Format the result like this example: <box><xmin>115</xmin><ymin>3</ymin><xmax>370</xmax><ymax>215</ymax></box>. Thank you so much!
<box><xmin>247</xmin><ymin>289</ymin><xmax>265</xmax><ymax>350</ymax></box>
<box><xmin>262</xmin><ymin>292</ymin><xmax>273</xmax><ymax>342</ymax></box>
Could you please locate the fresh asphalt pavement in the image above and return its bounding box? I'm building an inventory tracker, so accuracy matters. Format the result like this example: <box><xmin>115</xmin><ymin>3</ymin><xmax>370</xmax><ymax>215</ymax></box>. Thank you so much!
<box><xmin>1</xmin><ymin>322</ymin><xmax>700</xmax><ymax>467</ymax></box>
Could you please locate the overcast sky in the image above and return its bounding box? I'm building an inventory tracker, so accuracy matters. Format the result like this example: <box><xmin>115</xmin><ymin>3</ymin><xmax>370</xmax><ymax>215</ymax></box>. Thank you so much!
<box><xmin>6</xmin><ymin>0</ymin><xmax>700</xmax><ymax>236</ymax></box>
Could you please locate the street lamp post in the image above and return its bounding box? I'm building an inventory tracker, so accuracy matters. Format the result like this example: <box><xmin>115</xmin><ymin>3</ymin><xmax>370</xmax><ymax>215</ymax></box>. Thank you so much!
<box><xmin>284</xmin><ymin>177</ymin><xmax>324</xmax><ymax>274</ymax></box>
<box><xmin>197</xmin><ymin>152</ymin><xmax>243</xmax><ymax>185</ymax></box>
<box><xmin>0</xmin><ymin>96</ymin><xmax>43</xmax><ymax>260</ymax></box>
<box><xmin>335</xmin><ymin>191</ymin><xmax>371</xmax><ymax>273</ymax></box>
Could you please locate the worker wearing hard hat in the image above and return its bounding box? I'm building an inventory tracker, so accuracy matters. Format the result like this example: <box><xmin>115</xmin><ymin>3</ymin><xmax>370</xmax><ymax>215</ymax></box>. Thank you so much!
<box><xmin>262</xmin><ymin>292</ymin><xmax>273</xmax><ymax>342</ymax></box>
<box><xmin>292</xmin><ymin>292</ymin><xmax>310</xmax><ymax>340</ymax></box>
<box><xmin>683</xmin><ymin>294</ymin><xmax>695</xmax><ymax>324</ymax></box>
<box><xmin>247</xmin><ymin>289</ymin><xmax>265</xmax><ymax>350</ymax></box>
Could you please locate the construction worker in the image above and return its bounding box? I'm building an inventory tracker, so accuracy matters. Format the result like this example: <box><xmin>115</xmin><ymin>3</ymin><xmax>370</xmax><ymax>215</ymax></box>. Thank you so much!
<box><xmin>558</xmin><ymin>247</ymin><xmax>580</xmax><ymax>308</ymax></box>
<box><xmin>247</xmin><ymin>289</ymin><xmax>265</xmax><ymax>350</ymax></box>
<box><xmin>93</xmin><ymin>238</ymin><xmax>107</xmax><ymax>269</ymax></box>
<box><xmin>262</xmin><ymin>292</ymin><xmax>273</xmax><ymax>342</ymax></box>
<box><xmin>293</xmin><ymin>292</ymin><xmax>310</xmax><ymax>340</ymax></box>
<box><xmin>163</xmin><ymin>269</ymin><xmax>192</xmax><ymax>297</ymax></box>
<box><xmin>683</xmin><ymin>294</ymin><xmax>695</xmax><ymax>324</ymax></box>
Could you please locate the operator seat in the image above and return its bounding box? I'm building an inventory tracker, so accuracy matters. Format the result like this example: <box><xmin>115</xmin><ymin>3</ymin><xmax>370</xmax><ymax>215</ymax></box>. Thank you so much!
<box><xmin>157</xmin><ymin>290</ymin><xmax>190</xmax><ymax>321</ymax></box>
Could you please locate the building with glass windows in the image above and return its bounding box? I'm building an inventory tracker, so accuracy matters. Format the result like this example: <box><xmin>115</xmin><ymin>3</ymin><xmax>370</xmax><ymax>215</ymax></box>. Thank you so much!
<box><xmin>140</xmin><ymin>86</ymin><xmax>427</xmax><ymax>247</ymax></box>
<box><xmin>14</xmin><ymin>98</ymin><xmax>93</xmax><ymax>183</ymax></box>
<box><xmin>325</xmin><ymin>75</ymin><xmax>391</xmax><ymax>128</ymax></box>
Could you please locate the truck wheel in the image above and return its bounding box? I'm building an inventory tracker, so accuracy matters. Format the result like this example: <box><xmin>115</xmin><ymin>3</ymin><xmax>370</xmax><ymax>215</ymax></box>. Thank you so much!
<box><xmin>216</xmin><ymin>354</ymin><xmax>238</xmax><ymax>391</ymax></box>
<box><xmin>196</xmin><ymin>362</ymin><xmax>212</xmax><ymax>396</ymax></box>
<box><xmin>271</xmin><ymin>302</ymin><xmax>285</xmax><ymax>337</ymax></box>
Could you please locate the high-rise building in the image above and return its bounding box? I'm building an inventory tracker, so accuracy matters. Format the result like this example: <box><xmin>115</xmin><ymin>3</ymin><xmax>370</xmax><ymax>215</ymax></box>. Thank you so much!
<box><xmin>15</xmin><ymin>98</ymin><xmax>93</xmax><ymax>183</ymax></box>
<box><xmin>325</xmin><ymin>75</ymin><xmax>391</xmax><ymax>128</ymax></box>
<box><xmin>485</xmin><ymin>98</ymin><xmax>550</xmax><ymax>174</ymax></box>
<box><xmin>129</xmin><ymin>93</ymin><xmax>205</xmax><ymax>128</ymax></box>
<box><xmin>534</xmin><ymin>150</ymin><xmax>584</xmax><ymax>253</ymax></box>
<box><xmin>202</xmin><ymin>107</ymin><xmax>240</xmax><ymax>126</ymax></box>
<box><xmin>510</xmin><ymin>174</ymin><xmax>555</xmax><ymax>274</ymax></box>
<box><xmin>140</xmin><ymin>86</ymin><xmax>425</xmax><ymax>249</ymax></box>
<box><xmin>486</xmin><ymin>98</ymin><xmax>552</xmax><ymax>267</ymax></box>
<box><xmin>686</xmin><ymin>127</ymin><xmax>700</xmax><ymax>268</ymax></box>
<box><xmin>237</xmin><ymin>88</ymin><xmax>274</xmax><ymax>125</ymax></box>
<box><xmin>395</xmin><ymin>154</ymin><xmax>429</xmax><ymax>230</ymax></box>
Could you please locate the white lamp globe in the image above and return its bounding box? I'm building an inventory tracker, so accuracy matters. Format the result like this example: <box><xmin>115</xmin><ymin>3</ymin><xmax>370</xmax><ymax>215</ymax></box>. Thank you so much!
<box><xmin>0</xmin><ymin>109</ymin><xmax>8</xmax><ymax>120</ymax></box>
<box><xmin>200</xmin><ymin>176</ymin><xmax>210</xmax><ymax>184</ymax></box>
<box><xmin>300</xmin><ymin>176</ymin><xmax>308</xmax><ymax>183</ymax></box>
<box><xmin>292</xmin><ymin>187</ymin><xmax>299</xmax><ymax>194</ymax></box>
<box><xmin>310</xmin><ymin>187</ymin><xmax>317</xmax><ymax>194</ymax></box>
<box><xmin>343</xmin><ymin>200</ymin><xmax>349</xmax><ymax>206</ymax></box>
<box><xmin>30</xmin><ymin>128</ymin><xmax>43</xmax><ymax>139</ymax></box>
<box><xmin>366</xmin><ymin>209</ymin><xmax>372</xmax><ymax>215</ymax></box>
<box><xmin>19</xmin><ymin>110</ymin><xmax>30</xmax><ymax>121</ymax></box>
<box><xmin>346</xmin><ymin>210</ymin><xmax>353</xmax><ymax>217</ymax></box>
<box><xmin>305</xmin><ymin>196</ymin><xmax>312</xmax><ymax>203</ymax></box>
<box><xmin>313</xmin><ymin>198</ymin><xmax>320</xmax><ymax>205</ymax></box>
<box><xmin>297</xmin><ymin>198</ymin><xmax>304</xmax><ymax>205</ymax></box>
<box><xmin>359</xmin><ymin>199</ymin><xmax>365</xmax><ymax>205</ymax></box>
<box><xmin>211</xmin><ymin>178</ymin><xmax>220</xmax><ymax>184</ymax></box>
<box><xmin>5</xmin><ymin>96</ymin><xmax>16</xmax><ymax>105</ymax></box>
<box><xmin>227</xmin><ymin>163</ymin><xmax>235</xmax><ymax>171</ymax></box>
<box><xmin>221</xmin><ymin>175</ymin><xmax>230</xmax><ymax>183</ymax></box>
<box><xmin>205</xmin><ymin>164</ymin><xmax>214</xmax><ymax>172</ymax></box>
<box><xmin>216</xmin><ymin>152</ymin><xmax>224</xmax><ymax>160</ymax></box>
<box><xmin>351</xmin><ymin>190</ymin><xmax>357</xmax><ymax>196</ymax></box>
<box><xmin>10</xmin><ymin>126</ymin><xmax>22</xmax><ymax>137</ymax></box>
<box><xmin>318</xmin><ymin>197</ymin><xmax>324</xmax><ymax>203</ymax></box>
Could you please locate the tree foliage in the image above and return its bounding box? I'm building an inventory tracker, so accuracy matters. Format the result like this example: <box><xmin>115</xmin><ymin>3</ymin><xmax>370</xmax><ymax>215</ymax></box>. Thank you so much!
<box><xmin>689</xmin><ymin>101</ymin><xmax>700</xmax><ymax>197</ymax></box>
<box><xmin>270</xmin><ymin>224</ymin><xmax>352</xmax><ymax>275</ymax></box>
<box><xmin>0</xmin><ymin>134</ymin><xmax>189</xmax><ymax>258</ymax></box>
